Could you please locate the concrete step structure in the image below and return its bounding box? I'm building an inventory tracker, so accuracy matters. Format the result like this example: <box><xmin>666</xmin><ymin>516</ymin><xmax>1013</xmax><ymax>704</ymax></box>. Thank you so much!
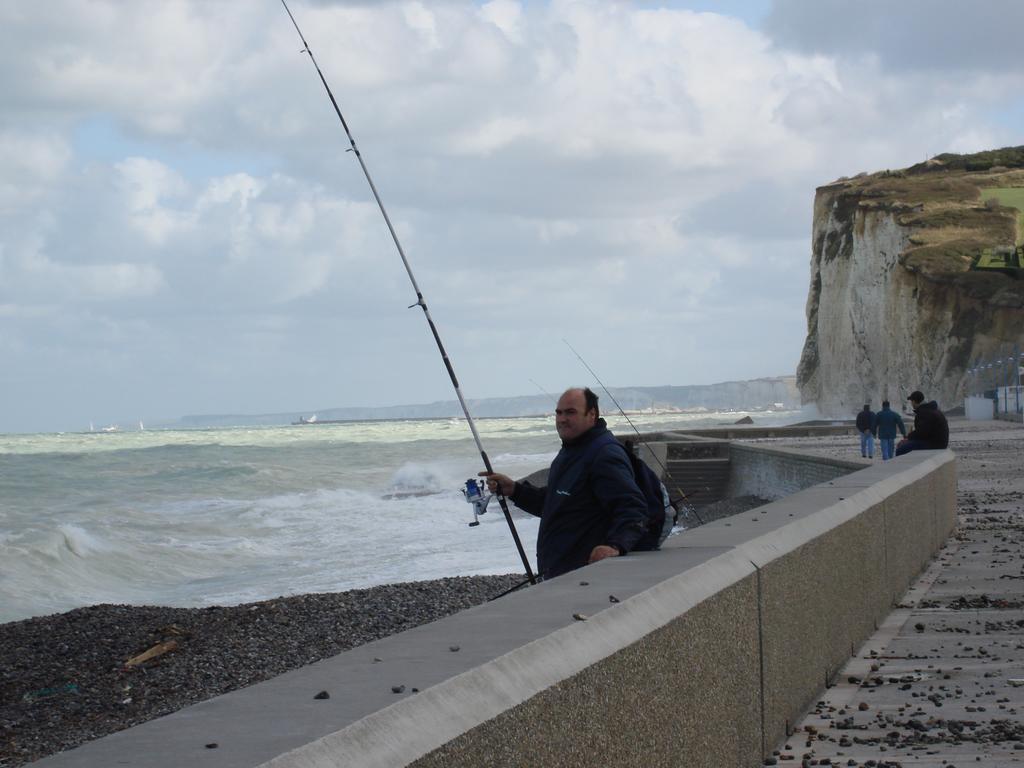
<box><xmin>664</xmin><ymin>457</ymin><xmax>730</xmax><ymax>505</ymax></box>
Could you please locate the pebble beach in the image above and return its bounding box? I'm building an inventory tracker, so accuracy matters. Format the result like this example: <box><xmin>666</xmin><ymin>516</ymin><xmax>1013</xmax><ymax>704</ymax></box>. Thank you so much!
<box><xmin>0</xmin><ymin>575</ymin><xmax>524</xmax><ymax>767</ymax></box>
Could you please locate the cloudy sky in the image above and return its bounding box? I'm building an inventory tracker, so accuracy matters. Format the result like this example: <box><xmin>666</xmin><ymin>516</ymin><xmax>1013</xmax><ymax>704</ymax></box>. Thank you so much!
<box><xmin>2</xmin><ymin>0</ymin><xmax>1022</xmax><ymax>433</ymax></box>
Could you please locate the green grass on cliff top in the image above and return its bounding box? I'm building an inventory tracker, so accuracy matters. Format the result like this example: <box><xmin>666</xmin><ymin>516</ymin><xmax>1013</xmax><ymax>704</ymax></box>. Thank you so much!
<box><xmin>919</xmin><ymin>146</ymin><xmax>1024</xmax><ymax>173</ymax></box>
<box><xmin>828</xmin><ymin>146</ymin><xmax>1024</xmax><ymax>293</ymax></box>
<box><xmin>980</xmin><ymin>188</ymin><xmax>1024</xmax><ymax>245</ymax></box>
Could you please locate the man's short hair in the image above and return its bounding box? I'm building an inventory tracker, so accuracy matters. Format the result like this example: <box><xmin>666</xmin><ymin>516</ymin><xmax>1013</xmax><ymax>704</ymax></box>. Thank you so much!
<box><xmin>882</xmin><ymin>400</ymin><xmax>890</xmax><ymax>408</ymax></box>
<box><xmin>907</xmin><ymin>391</ymin><xmax>925</xmax><ymax>404</ymax></box>
<box><xmin>583</xmin><ymin>387</ymin><xmax>600</xmax><ymax>418</ymax></box>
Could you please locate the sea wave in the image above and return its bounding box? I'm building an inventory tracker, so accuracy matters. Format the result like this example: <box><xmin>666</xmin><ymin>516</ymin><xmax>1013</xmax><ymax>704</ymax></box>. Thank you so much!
<box><xmin>491</xmin><ymin>451</ymin><xmax>558</xmax><ymax>465</ymax></box>
<box><xmin>0</xmin><ymin>479</ymin><xmax>541</xmax><ymax>624</ymax></box>
<box><xmin>2</xmin><ymin>409</ymin><xmax>803</xmax><ymax>622</ymax></box>
<box><xmin>55</xmin><ymin>524</ymin><xmax>115</xmax><ymax>558</ymax></box>
<box><xmin>387</xmin><ymin>462</ymin><xmax>452</xmax><ymax>495</ymax></box>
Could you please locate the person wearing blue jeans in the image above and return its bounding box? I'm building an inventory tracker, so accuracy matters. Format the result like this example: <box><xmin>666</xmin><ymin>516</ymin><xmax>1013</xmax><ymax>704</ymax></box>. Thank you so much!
<box><xmin>855</xmin><ymin>404</ymin><xmax>876</xmax><ymax>458</ymax></box>
<box><xmin>874</xmin><ymin>400</ymin><xmax>907</xmax><ymax>460</ymax></box>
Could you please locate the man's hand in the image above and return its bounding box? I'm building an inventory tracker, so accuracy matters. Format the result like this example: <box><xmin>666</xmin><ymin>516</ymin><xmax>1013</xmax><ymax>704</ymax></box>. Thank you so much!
<box><xmin>589</xmin><ymin>545</ymin><xmax>620</xmax><ymax>564</ymax></box>
<box><xmin>478</xmin><ymin>471</ymin><xmax>515</xmax><ymax>496</ymax></box>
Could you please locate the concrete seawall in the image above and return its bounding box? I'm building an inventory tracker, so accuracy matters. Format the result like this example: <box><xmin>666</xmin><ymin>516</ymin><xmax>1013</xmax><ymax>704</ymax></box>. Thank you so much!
<box><xmin>411</xmin><ymin>450</ymin><xmax>955</xmax><ymax>768</ymax></box>
<box><xmin>34</xmin><ymin>448</ymin><xmax>956</xmax><ymax>768</ymax></box>
<box><xmin>726</xmin><ymin>442</ymin><xmax>864</xmax><ymax>500</ymax></box>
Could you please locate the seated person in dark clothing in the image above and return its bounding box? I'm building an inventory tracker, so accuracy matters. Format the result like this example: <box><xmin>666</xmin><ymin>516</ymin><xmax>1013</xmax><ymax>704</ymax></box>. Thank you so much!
<box><xmin>895</xmin><ymin>390</ymin><xmax>949</xmax><ymax>456</ymax></box>
<box><xmin>480</xmin><ymin>387</ymin><xmax>648</xmax><ymax>580</ymax></box>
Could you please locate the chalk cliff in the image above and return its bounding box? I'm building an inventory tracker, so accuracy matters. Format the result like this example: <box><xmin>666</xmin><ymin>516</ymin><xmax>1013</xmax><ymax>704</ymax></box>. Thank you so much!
<box><xmin>798</xmin><ymin>147</ymin><xmax>1024</xmax><ymax>417</ymax></box>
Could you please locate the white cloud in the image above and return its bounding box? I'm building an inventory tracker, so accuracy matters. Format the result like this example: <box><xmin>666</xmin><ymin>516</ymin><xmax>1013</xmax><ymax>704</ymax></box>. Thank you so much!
<box><xmin>402</xmin><ymin>2</ymin><xmax>441</xmax><ymax>50</ymax></box>
<box><xmin>0</xmin><ymin>131</ymin><xmax>71</xmax><ymax>212</ymax></box>
<box><xmin>79</xmin><ymin>262</ymin><xmax>166</xmax><ymax>298</ymax></box>
<box><xmin>0</xmin><ymin>0</ymin><xmax>1022</xmax><ymax>431</ymax></box>
<box><xmin>533</xmin><ymin>219</ymin><xmax>581</xmax><ymax>243</ymax></box>
<box><xmin>17</xmin><ymin>247</ymin><xmax>165</xmax><ymax>302</ymax></box>
<box><xmin>0</xmin><ymin>303</ymin><xmax>59</xmax><ymax>319</ymax></box>
<box><xmin>116</xmin><ymin>158</ymin><xmax>188</xmax><ymax>211</ymax></box>
<box><xmin>449</xmin><ymin>116</ymin><xmax>532</xmax><ymax>156</ymax></box>
<box><xmin>479</xmin><ymin>0</ymin><xmax>525</xmax><ymax>44</ymax></box>
<box><xmin>764</xmin><ymin>0</ymin><xmax>1024</xmax><ymax>75</ymax></box>
<box><xmin>113</xmin><ymin>157</ymin><xmax>192</xmax><ymax>245</ymax></box>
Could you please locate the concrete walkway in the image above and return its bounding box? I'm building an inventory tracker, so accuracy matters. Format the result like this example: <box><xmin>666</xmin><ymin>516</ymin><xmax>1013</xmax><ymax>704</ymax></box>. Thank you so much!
<box><xmin>764</xmin><ymin>419</ymin><xmax>1024</xmax><ymax>767</ymax></box>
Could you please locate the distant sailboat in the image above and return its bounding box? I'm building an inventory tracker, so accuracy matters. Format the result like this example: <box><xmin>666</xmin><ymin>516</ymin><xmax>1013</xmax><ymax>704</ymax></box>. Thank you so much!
<box><xmin>139</xmin><ymin>420</ymin><xmax>145</xmax><ymax>431</ymax></box>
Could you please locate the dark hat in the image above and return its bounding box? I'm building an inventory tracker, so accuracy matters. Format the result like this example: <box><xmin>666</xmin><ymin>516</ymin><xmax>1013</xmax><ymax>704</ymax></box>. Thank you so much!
<box><xmin>907</xmin><ymin>390</ymin><xmax>924</xmax><ymax>403</ymax></box>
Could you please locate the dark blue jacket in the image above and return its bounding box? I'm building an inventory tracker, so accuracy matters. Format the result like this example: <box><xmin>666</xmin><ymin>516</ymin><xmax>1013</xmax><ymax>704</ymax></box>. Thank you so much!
<box><xmin>510</xmin><ymin>419</ymin><xmax>648</xmax><ymax>579</ymax></box>
<box><xmin>874</xmin><ymin>406</ymin><xmax>906</xmax><ymax>440</ymax></box>
<box><xmin>855</xmin><ymin>408</ymin><xmax>876</xmax><ymax>434</ymax></box>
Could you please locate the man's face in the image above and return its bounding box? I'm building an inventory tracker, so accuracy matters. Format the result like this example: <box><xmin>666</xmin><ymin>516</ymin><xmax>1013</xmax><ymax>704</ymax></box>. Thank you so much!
<box><xmin>555</xmin><ymin>390</ymin><xmax>597</xmax><ymax>442</ymax></box>
<box><xmin>910</xmin><ymin>399</ymin><xmax>922</xmax><ymax>411</ymax></box>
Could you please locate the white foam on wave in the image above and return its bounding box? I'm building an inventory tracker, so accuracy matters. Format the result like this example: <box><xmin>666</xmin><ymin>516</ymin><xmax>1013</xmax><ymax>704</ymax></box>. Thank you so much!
<box><xmin>491</xmin><ymin>451</ymin><xmax>557</xmax><ymax>466</ymax></box>
<box><xmin>1</xmin><ymin>522</ymin><xmax>200</xmax><ymax>621</ymax></box>
<box><xmin>287</xmin><ymin>487</ymin><xmax>541</xmax><ymax>597</ymax></box>
<box><xmin>387</xmin><ymin>462</ymin><xmax>451</xmax><ymax>494</ymax></box>
<box><xmin>161</xmin><ymin>484</ymin><xmax>541</xmax><ymax>608</ymax></box>
<box><xmin>56</xmin><ymin>524</ymin><xmax>114</xmax><ymax>558</ymax></box>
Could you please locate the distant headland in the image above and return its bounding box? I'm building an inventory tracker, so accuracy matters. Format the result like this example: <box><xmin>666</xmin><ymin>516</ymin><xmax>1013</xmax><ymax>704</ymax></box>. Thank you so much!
<box><xmin>173</xmin><ymin>376</ymin><xmax>799</xmax><ymax>429</ymax></box>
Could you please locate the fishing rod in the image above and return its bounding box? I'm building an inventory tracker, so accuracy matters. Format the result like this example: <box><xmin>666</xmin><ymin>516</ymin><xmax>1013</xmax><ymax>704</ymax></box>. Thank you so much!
<box><xmin>529</xmin><ymin>378</ymin><xmax>557</xmax><ymax>405</ymax></box>
<box><xmin>563</xmin><ymin>339</ymin><xmax>704</xmax><ymax>526</ymax></box>
<box><xmin>281</xmin><ymin>0</ymin><xmax>536</xmax><ymax>585</ymax></box>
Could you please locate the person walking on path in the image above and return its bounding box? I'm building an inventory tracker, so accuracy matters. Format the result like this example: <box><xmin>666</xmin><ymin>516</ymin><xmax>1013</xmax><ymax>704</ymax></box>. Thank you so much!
<box><xmin>855</xmin><ymin>404</ymin><xmax>877</xmax><ymax>459</ymax></box>
<box><xmin>480</xmin><ymin>387</ymin><xmax>649</xmax><ymax>580</ymax></box>
<box><xmin>895</xmin><ymin>391</ymin><xmax>949</xmax><ymax>456</ymax></box>
<box><xmin>874</xmin><ymin>400</ymin><xmax>907</xmax><ymax>460</ymax></box>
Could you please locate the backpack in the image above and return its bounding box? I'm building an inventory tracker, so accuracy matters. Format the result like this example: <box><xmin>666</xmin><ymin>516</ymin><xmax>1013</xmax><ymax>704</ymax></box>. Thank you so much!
<box><xmin>622</xmin><ymin>440</ymin><xmax>677</xmax><ymax>551</ymax></box>
<box><xmin>584</xmin><ymin>437</ymin><xmax>677</xmax><ymax>551</ymax></box>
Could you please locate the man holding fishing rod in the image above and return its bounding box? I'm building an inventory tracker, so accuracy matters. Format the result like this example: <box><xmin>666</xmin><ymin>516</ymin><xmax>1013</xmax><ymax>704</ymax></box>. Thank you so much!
<box><xmin>480</xmin><ymin>388</ymin><xmax>649</xmax><ymax>580</ymax></box>
<box><xmin>279</xmin><ymin>2</ymin><xmax>655</xmax><ymax>585</ymax></box>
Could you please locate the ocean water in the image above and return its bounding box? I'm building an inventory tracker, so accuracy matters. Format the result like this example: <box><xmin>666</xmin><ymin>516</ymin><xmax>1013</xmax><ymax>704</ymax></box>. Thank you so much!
<box><xmin>0</xmin><ymin>410</ymin><xmax>799</xmax><ymax>624</ymax></box>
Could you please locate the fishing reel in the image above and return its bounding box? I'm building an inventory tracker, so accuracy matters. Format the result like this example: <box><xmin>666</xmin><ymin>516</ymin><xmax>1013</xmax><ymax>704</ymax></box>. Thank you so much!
<box><xmin>461</xmin><ymin>478</ymin><xmax>492</xmax><ymax>527</ymax></box>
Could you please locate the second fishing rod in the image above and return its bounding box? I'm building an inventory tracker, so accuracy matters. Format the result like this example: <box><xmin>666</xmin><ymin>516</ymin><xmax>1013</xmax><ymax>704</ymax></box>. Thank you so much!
<box><xmin>280</xmin><ymin>0</ymin><xmax>536</xmax><ymax>585</ymax></box>
<box><xmin>563</xmin><ymin>340</ymin><xmax>705</xmax><ymax>526</ymax></box>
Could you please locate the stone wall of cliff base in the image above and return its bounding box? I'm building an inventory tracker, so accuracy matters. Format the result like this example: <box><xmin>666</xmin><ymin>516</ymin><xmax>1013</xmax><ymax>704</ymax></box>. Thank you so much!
<box><xmin>797</xmin><ymin>178</ymin><xmax>1024</xmax><ymax>418</ymax></box>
